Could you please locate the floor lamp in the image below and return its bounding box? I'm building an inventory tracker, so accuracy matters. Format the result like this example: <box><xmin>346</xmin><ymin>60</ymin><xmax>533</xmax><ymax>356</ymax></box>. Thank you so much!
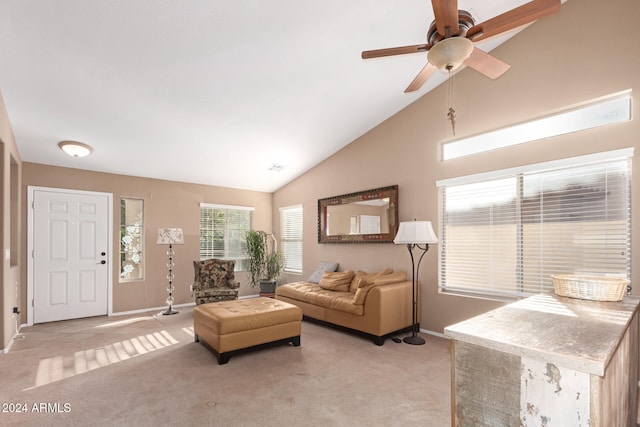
<box><xmin>394</xmin><ymin>220</ymin><xmax>438</xmax><ymax>345</ymax></box>
<box><xmin>157</xmin><ymin>228</ymin><xmax>184</xmax><ymax>315</ymax></box>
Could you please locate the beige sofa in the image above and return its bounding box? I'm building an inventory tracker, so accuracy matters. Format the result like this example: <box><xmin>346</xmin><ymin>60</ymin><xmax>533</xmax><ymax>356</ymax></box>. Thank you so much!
<box><xmin>275</xmin><ymin>269</ymin><xmax>416</xmax><ymax>345</ymax></box>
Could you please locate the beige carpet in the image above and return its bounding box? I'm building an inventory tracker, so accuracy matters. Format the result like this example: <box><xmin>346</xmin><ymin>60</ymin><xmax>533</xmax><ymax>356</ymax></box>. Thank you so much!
<box><xmin>0</xmin><ymin>306</ymin><xmax>451</xmax><ymax>426</ymax></box>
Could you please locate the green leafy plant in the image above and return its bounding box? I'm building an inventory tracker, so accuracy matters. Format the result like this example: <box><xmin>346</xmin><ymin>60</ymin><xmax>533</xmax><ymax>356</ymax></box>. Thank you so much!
<box><xmin>245</xmin><ymin>230</ymin><xmax>285</xmax><ymax>288</ymax></box>
<box><xmin>265</xmin><ymin>251</ymin><xmax>285</xmax><ymax>282</ymax></box>
<box><xmin>245</xmin><ymin>230</ymin><xmax>268</xmax><ymax>288</ymax></box>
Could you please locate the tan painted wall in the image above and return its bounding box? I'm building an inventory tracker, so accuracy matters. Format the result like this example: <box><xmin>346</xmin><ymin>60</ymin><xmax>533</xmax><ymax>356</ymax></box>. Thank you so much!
<box><xmin>273</xmin><ymin>0</ymin><xmax>640</xmax><ymax>333</ymax></box>
<box><xmin>21</xmin><ymin>163</ymin><xmax>272</xmax><ymax>315</ymax></box>
<box><xmin>0</xmin><ymin>90</ymin><xmax>22</xmax><ymax>351</ymax></box>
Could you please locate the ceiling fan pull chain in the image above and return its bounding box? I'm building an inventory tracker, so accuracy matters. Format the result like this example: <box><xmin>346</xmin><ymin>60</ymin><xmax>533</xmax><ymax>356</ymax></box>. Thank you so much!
<box><xmin>447</xmin><ymin>66</ymin><xmax>456</xmax><ymax>135</ymax></box>
<box><xmin>447</xmin><ymin>108</ymin><xmax>456</xmax><ymax>135</ymax></box>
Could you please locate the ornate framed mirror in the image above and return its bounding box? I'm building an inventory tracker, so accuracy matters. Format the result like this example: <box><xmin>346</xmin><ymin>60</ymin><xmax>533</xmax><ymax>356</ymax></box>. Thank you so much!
<box><xmin>318</xmin><ymin>185</ymin><xmax>398</xmax><ymax>243</ymax></box>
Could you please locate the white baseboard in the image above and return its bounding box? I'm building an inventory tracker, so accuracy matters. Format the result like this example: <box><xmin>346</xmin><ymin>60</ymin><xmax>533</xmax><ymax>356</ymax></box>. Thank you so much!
<box><xmin>2</xmin><ymin>322</ymin><xmax>28</xmax><ymax>353</ymax></box>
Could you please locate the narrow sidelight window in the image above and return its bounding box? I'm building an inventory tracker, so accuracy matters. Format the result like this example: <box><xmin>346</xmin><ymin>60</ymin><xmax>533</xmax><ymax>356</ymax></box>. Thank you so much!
<box><xmin>120</xmin><ymin>198</ymin><xmax>144</xmax><ymax>281</ymax></box>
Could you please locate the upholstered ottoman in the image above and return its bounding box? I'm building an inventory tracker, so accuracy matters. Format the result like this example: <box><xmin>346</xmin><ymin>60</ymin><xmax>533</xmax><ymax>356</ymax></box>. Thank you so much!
<box><xmin>193</xmin><ymin>297</ymin><xmax>302</xmax><ymax>364</ymax></box>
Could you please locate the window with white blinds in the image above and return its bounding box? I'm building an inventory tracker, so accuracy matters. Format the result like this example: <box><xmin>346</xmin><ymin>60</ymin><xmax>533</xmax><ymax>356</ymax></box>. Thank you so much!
<box><xmin>437</xmin><ymin>149</ymin><xmax>632</xmax><ymax>299</ymax></box>
<box><xmin>200</xmin><ymin>203</ymin><xmax>254</xmax><ymax>271</ymax></box>
<box><xmin>280</xmin><ymin>205</ymin><xmax>303</xmax><ymax>273</ymax></box>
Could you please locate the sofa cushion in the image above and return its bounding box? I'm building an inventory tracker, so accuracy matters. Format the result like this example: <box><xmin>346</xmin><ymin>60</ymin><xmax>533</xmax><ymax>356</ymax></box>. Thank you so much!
<box><xmin>349</xmin><ymin>268</ymin><xmax>394</xmax><ymax>293</ymax></box>
<box><xmin>276</xmin><ymin>282</ymin><xmax>363</xmax><ymax>315</ymax></box>
<box><xmin>307</xmin><ymin>261</ymin><xmax>339</xmax><ymax>283</ymax></box>
<box><xmin>353</xmin><ymin>271</ymin><xmax>408</xmax><ymax>305</ymax></box>
<box><xmin>319</xmin><ymin>270</ymin><xmax>354</xmax><ymax>291</ymax></box>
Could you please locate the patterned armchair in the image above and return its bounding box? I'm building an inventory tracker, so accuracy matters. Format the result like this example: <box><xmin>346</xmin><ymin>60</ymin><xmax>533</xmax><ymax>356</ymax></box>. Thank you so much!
<box><xmin>191</xmin><ymin>259</ymin><xmax>240</xmax><ymax>304</ymax></box>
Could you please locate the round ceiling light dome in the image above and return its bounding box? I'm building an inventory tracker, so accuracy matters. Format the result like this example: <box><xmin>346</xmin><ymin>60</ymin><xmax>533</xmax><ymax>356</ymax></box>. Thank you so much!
<box><xmin>58</xmin><ymin>141</ymin><xmax>93</xmax><ymax>158</ymax></box>
<box><xmin>427</xmin><ymin>37</ymin><xmax>474</xmax><ymax>71</ymax></box>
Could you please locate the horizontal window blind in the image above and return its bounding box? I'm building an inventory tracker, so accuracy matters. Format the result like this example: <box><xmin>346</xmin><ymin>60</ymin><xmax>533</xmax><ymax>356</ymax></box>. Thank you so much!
<box><xmin>200</xmin><ymin>204</ymin><xmax>253</xmax><ymax>271</ymax></box>
<box><xmin>438</xmin><ymin>152</ymin><xmax>631</xmax><ymax>298</ymax></box>
<box><xmin>280</xmin><ymin>205</ymin><xmax>303</xmax><ymax>273</ymax></box>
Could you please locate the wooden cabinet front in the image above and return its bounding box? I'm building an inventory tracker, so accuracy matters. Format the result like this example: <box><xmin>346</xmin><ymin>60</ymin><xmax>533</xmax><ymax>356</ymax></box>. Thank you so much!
<box><xmin>445</xmin><ymin>294</ymin><xmax>639</xmax><ymax>426</ymax></box>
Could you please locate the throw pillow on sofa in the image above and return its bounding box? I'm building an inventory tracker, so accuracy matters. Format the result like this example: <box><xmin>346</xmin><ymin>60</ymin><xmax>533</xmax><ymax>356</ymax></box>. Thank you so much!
<box><xmin>369</xmin><ymin>271</ymin><xmax>407</xmax><ymax>286</ymax></box>
<box><xmin>353</xmin><ymin>271</ymin><xmax>407</xmax><ymax>305</ymax></box>
<box><xmin>307</xmin><ymin>261</ymin><xmax>339</xmax><ymax>283</ymax></box>
<box><xmin>349</xmin><ymin>268</ymin><xmax>394</xmax><ymax>293</ymax></box>
<box><xmin>319</xmin><ymin>270</ymin><xmax>355</xmax><ymax>292</ymax></box>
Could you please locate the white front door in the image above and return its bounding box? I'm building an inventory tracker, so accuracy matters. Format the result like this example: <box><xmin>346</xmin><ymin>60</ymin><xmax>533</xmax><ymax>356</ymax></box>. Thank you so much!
<box><xmin>31</xmin><ymin>188</ymin><xmax>111</xmax><ymax>323</ymax></box>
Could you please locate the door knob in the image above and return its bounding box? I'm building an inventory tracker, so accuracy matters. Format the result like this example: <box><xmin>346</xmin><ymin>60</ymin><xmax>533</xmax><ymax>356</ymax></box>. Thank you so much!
<box><xmin>97</xmin><ymin>260</ymin><xmax>106</xmax><ymax>265</ymax></box>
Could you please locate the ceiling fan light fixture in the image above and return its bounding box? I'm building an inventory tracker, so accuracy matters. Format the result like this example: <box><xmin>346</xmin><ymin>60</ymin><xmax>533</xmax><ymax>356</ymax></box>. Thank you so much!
<box><xmin>58</xmin><ymin>141</ymin><xmax>93</xmax><ymax>158</ymax></box>
<box><xmin>427</xmin><ymin>37</ymin><xmax>473</xmax><ymax>71</ymax></box>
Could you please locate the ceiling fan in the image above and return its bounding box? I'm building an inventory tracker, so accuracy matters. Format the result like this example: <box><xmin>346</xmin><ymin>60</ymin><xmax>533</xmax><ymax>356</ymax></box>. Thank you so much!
<box><xmin>362</xmin><ymin>0</ymin><xmax>561</xmax><ymax>93</ymax></box>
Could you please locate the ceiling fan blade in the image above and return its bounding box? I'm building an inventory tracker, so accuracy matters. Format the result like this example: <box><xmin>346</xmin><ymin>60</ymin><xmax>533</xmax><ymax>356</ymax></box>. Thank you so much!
<box><xmin>466</xmin><ymin>0</ymin><xmax>561</xmax><ymax>42</ymax></box>
<box><xmin>431</xmin><ymin>0</ymin><xmax>459</xmax><ymax>37</ymax></box>
<box><xmin>463</xmin><ymin>47</ymin><xmax>510</xmax><ymax>79</ymax></box>
<box><xmin>404</xmin><ymin>63</ymin><xmax>437</xmax><ymax>93</ymax></box>
<box><xmin>361</xmin><ymin>44</ymin><xmax>431</xmax><ymax>59</ymax></box>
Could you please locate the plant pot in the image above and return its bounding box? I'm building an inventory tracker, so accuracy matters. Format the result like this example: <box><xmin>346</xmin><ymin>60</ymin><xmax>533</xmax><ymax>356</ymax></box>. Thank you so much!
<box><xmin>259</xmin><ymin>280</ymin><xmax>277</xmax><ymax>296</ymax></box>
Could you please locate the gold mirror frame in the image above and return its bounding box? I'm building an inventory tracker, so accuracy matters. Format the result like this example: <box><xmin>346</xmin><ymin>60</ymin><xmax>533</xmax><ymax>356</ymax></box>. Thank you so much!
<box><xmin>318</xmin><ymin>185</ymin><xmax>398</xmax><ymax>244</ymax></box>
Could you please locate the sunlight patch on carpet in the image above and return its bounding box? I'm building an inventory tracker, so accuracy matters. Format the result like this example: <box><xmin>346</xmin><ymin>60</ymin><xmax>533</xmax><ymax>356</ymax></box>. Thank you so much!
<box><xmin>24</xmin><ymin>330</ymin><xmax>178</xmax><ymax>390</ymax></box>
<box><xmin>94</xmin><ymin>316</ymin><xmax>151</xmax><ymax>328</ymax></box>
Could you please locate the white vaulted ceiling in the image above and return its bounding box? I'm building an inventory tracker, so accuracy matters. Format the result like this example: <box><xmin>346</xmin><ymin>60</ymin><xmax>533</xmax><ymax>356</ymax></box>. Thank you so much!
<box><xmin>0</xmin><ymin>1</ymin><xmax>553</xmax><ymax>192</ymax></box>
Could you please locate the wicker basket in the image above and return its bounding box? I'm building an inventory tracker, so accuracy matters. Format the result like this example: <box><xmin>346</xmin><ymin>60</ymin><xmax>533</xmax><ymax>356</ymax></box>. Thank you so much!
<box><xmin>551</xmin><ymin>274</ymin><xmax>629</xmax><ymax>301</ymax></box>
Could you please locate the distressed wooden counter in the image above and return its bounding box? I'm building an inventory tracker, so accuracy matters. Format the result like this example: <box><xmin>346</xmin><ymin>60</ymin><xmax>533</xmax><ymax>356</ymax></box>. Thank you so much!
<box><xmin>444</xmin><ymin>293</ymin><xmax>639</xmax><ymax>427</ymax></box>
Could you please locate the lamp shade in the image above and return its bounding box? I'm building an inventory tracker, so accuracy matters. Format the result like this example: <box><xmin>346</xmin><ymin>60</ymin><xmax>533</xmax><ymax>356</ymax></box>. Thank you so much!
<box><xmin>393</xmin><ymin>221</ymin><xmax>438</xmax><ymax>245</ymax></box>
<box><xmin>156</xmin><ymin>228</ymin><xmax>184</xmax><ymax>245</ymax></box>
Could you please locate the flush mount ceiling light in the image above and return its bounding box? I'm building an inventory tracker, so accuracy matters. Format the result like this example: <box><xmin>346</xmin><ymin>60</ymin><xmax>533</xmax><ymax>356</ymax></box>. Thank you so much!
<box><xmin>58</xmin><ymin>141</ymin><xmax>93</xmax><ymax>158</ymax></box>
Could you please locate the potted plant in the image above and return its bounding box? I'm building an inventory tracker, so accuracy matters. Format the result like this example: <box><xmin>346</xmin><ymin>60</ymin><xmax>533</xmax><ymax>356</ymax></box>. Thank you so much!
<box><xmin>263</xmin><ymin>251</ymin><xmax>285</xmax><ymax>293</ymax></box>
<box><xmin>245</xmin><ymin>230</ymin><xmax>285</xmax><ymax>295</ymax></box>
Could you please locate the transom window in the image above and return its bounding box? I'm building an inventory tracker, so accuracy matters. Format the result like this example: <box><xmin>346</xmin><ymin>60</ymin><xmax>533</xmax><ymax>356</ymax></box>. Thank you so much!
<box><xmin>436</xmin><ymin>149</ymin><xmax>632</xmax><ymax>299</ymax></box>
